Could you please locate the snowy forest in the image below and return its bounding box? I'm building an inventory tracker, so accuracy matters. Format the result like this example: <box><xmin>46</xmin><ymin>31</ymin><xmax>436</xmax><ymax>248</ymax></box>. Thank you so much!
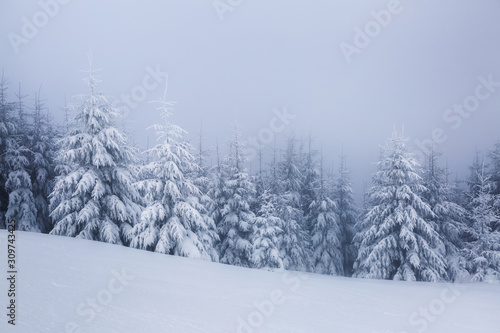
<box><xmin>1</xmin><ymin>70</ymin><xmax>499</xmax><ymax>284</ymax></box>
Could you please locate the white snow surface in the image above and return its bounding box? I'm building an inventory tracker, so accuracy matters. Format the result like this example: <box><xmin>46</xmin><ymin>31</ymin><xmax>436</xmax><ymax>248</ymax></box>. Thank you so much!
<box><xmin>1</xmin><ymin>231</ymin><xmax>499</xmax><ymax>333</ymax></box>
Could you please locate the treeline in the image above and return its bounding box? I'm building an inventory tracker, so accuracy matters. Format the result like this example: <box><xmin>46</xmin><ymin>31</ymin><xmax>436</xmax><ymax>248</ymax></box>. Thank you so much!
<box><xmin>0</xmin><ymin>71</ymin><xmax>499</xmax><ymax>283</ymax></box>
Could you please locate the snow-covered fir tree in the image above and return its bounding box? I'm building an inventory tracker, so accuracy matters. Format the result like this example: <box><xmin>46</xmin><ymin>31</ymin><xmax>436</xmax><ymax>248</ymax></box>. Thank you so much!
<box><xmin>488</xmin><ymin>141</ymin><xmax>500</xmax><ymax>197</ymax></box>
<box><xmin>5</xmin><ymin>144</ymin><xmax>37</xmax><ymax>231</ymax></box>
<box><xmin>300</xmin><ymin>135</ymin><xmax>319</xmax><ymax>231</ymax></box>
<box><xmin>129</xmin><ymin>85</ymin><xmax>218</xmax><ymax>260</ymax></box>
<box><xmin>273</xmin><ymin>134</ymin><xmax>311</xmax><ymax>272</ymax></box>
<box><xmin>5</xmin><ymin>87</ymin><xmax>37</xmax><ymax>231</ymax></box>
<box><xmin>193</xmin><ymin>123</ymin><xmax>212</xmax><ymax>197</ymax></box>
<box><xmin>191</xmin><ymin>123</ymin><xmax>220</xmax><ymax>261</ymax></box>
<box><xmin>333</xmin><ymin>153</ymin><xmax>358</xmax><ymax>276</ymax></box>
<box><xmin>487</xmin><ymin>142</ymin><xmax>500</xmax><ymax>231</ymax></box>
<box><xmin>466</xmin><ymin>150</ymin><xmax>487</xmax><ymax>209</ymax></box>
<box><xmin>217</xmin><ymin>125</ymin><xmax>257</xmax><ymax>267</ymax></box>
<box><xmin>421</xmin><ymin>146</ymin><xmax>470</xmax><ymax>281</ymax></box>
<box><xmin>252</xmin><ymin>146</ymin><xmax>267</xmax><ymax>206</ymax></box>
<box><xmin>310</xmin><ymin>153</ymin><xmax>343</xmax><ymax>275</ymax></box>
<box><xmin>50</xmin><ymin>64</ymin><xmax>141</xmax><ymax>244</ymax></box>
<box><xmin>29</xmin><ymin>92</ymin><xmax>56</xmax><ymax>233</ymax></box>
<box><xmin>0</xmin><ymin>75</ymin><xmax>17</xmax><ymax>229</ymax></box>
<box><xmin>252</xmin><ymin>190</ymin><xmax>284</xmax><ymax>270</ymax></box>
<box><xmin>354</xmin><ymin>131</ymin><xmax>447</xmax><ymax>281</ymax></box>
<box><xmin>207</xmin><ymin>139</ymin><xmax>226</xmax><ymax>239</ymax></box>
<box><xmin>464</xmin><ymin>166</ymin><xmax>500</xmax><ymax>282</ymax></box>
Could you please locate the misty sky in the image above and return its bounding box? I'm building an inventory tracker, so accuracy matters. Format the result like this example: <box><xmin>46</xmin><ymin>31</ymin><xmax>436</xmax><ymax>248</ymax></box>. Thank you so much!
<box><xmin>1</xmin><ymin>0</ymin><xmax>500</xmax><ymax>198</ymax></box>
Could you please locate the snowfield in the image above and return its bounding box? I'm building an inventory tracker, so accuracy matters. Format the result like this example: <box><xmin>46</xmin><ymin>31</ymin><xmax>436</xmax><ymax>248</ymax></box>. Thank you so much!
<box><xmin>1</xmin><ymin>231</ymin><xmax>499</xmax><ymax>333</ymax></box>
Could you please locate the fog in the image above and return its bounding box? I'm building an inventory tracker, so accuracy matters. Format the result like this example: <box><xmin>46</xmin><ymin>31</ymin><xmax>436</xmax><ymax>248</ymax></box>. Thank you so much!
<box><xmin>2</xmin><ymin>0</ymin><xmax>500</xmax><ymax>199</ymax></box>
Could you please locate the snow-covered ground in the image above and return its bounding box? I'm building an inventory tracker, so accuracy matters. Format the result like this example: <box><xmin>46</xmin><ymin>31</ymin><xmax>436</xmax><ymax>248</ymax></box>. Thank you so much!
<box><xmin>0</xmin><ymin>231</ymin><xmax>499</xmax><ymax>333</ymax></box>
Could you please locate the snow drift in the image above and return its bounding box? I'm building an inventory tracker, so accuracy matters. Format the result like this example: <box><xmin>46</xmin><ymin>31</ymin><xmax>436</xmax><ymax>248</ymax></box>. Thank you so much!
<box><xmin>0</xmin><ymin>231</ymin><xmax>499</xmax><ymax>333</ymax></box>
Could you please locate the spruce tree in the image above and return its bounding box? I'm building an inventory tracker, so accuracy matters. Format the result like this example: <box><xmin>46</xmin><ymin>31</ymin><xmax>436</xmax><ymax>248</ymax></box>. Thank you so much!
<box><xmin>488</xmin><ymin>141</ymin><xmax>500</xmax><ymax>197</ymax></box>
<box><xmin>207</xmin><ymin>139</ymin><xmax>226</xmax><ymax>244</ymax></box>
<box><xmin>354</xmin><ymin>132</ymin><xmax>447</xmax><ymax>281</ymax></box>
<box><xmin>193</xmin><ymin>123</ymin><xmax>212</xmax><ymax>198</ymax></box>
<box><xmin>129</xmin><ymin>86</ymin><xmax>217</xmax><ymax>260</ymax></box>
<box><xmin>29</xmin><ymin>92</ymin><xmax>56</xmax><ymax>233</ymax></box>
<box><xmin>487</xmin><ymin>142</ymin><xmax>500</xmax><ymax>232</ymax></box>
<box><xmin>421</xmin><ymin>146</ymin><xmax>470</xmax><ymax>281</ymax></box>
<box><xmin>464</xmin><ymin>167</ymin><xmax>500</xmax><ymax>282</ymax></box>
<box><xmin>466</xmin><ymin>150</ymin><xmax>486</xmax><ymax>209</ymax></box>
<box><xmin>300</xmin><ymin>135</ymin><xmax>319</xmax><ymax>228</ymax></box>
<box><xmin>217</xmin><ymin>125</ymin><xmax>257</xmax><ymax>267</ymax></box>
<box><xmin>252</xmin><ymin>147</ymin><xmax>267</xmax><ymax>209</ymax></box>
<box><xmin>333</xmin><ymin>154</ymin><xmax>358</xmax><ymax>276</ymax></box>
<box><xmin>192</xmin><ymin>124</ymin><xmax>220</xmax><ymax>261</ymax></box>
<box><xmin>252</xmin><ymin>190</ymin><xmax>284</xmax><ymax>270</ymax></box>
<box><xmin>274</xmin><ymin>134</ymin><xmax>311</xmax><ymax>272</ymax></box>
<box><xmin>5</xmin><ymin>86</ymin><xmax>37</xmax><ymax>232</ymax></box>
<box><xmin>0</xmin><ymin>75</ymin><xmax>17</xmax><ymax>229</ymax></box>
<box><xmin>50</xmin><ymin>64</ymin><xmax>141</xmax><ymax>244</ymax></box>
<box><xmin>310</xmin><ymin>153</ymin><xmax>343</xmax><ymax>275</ymax></box>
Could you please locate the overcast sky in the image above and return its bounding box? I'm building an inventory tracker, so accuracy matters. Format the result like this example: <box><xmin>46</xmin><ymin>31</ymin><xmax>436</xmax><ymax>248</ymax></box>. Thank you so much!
<box><xmin>2</xmin><ymin>0</ymin><xmax>500</xmax><ymax>198</ymax></box>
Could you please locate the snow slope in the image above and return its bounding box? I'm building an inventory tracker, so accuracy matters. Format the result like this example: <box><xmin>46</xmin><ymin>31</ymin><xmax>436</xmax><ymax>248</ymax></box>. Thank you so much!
<box><xmin>0</xmin><ymin>231</ymin><xmax>499</xmax><ymax>333</ymax></box>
